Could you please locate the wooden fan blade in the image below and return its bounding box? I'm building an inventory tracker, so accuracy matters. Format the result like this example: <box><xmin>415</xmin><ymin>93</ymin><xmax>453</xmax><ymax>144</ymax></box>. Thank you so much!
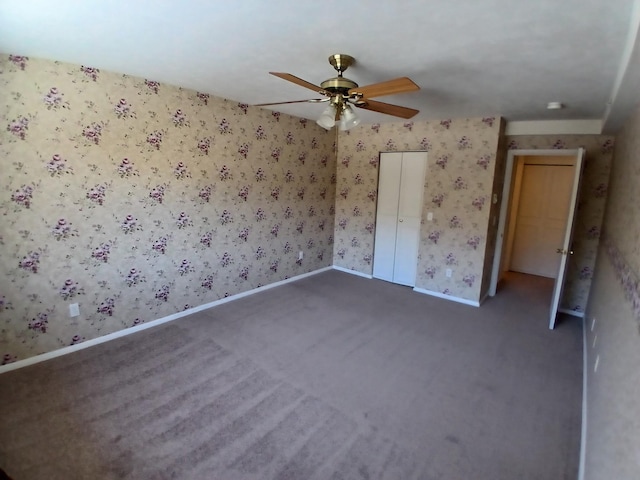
<box><xmin>356</xmin><ymin>99</ymin><xmax>419</xmax><ymax>119</ymax></box>
<box><xmin>255</xmin><ymin>99</ymin><xmax>326</xmax><ymax>106</ymax></box>
<box><xmin>349</xmin><ymin>77</ymin><xmax>419</xmax><ymax>98</ymax></box>
<box><xmin>269</xmin><ymin>72</ymin><xmax>330</xmax><ymax>96</ymax></box>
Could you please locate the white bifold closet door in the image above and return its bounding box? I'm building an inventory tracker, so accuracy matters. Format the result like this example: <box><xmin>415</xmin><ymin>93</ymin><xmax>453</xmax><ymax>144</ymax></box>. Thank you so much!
<box><xmin>373</xmin><ymin>151</ymin><xmax>427</xmax><ymax>286</ymax></box>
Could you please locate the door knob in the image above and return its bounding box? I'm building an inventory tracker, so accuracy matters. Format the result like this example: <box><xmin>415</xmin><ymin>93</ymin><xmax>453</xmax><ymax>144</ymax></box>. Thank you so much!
<box><xmin>399</xmin><ymin>218</ymin><xmax>404</xmax><ymax>222</ymax></box>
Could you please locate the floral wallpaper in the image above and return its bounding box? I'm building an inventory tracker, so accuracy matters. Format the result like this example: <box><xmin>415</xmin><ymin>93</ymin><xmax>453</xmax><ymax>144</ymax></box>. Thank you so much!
<box><xmin>506</xmin><ymin>134</ymin><xmax>614</xmax><ymax>313</ymax></box>
<box><xmin>333</xmin><ymin>117</ymin><xmax>503</xmax><ymax>302</ymax></box>
<box><xmin>0</xmin><ymin>55</ymin><xmax>336</xmax><ymax>363</ymax></box>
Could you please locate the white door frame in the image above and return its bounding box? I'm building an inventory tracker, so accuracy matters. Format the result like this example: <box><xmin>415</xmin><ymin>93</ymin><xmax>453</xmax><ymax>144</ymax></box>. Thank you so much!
<box><xmin>489</xmin><ymin>148</ymin><xmax>585</xmax><ymax>328</ymax></box>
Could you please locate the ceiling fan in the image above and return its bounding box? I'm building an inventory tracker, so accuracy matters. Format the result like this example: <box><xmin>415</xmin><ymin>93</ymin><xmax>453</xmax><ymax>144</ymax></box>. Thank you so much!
<box><xmin>256</xmin><ymin>54</ymin><xmax>420</xmax><ymax>130</ymax></box>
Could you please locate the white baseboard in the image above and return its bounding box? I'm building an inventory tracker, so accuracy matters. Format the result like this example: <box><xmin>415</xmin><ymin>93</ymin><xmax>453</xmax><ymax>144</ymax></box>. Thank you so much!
<box><xmin>332</xmin><ymin>265</ymin><xmax>373</xmax><ymax>279</ymax></box>
<box><xmin>559</xmin><ymin>308</ymin><xmax>585</xmax><ymax>318</ymax></box>
<box><xmin>0</xmin><ymin>266</ymin><xmax>333</xmax><ymax>375</ymax></box>
<box><xmin>578</xmin><ymin>316</ymin><xmax>588</xmax><ymax>480</ymax></box>
<box><xmin>413</xmin><ymin>287</ymin><xmax>480</xmax><ymax>307</ymax></box>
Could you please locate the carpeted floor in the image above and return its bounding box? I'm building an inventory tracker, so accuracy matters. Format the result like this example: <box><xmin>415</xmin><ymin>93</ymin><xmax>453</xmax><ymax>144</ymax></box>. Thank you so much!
<box><xmin>0</xmin><ymin>270</ymin><xmax>583</xmax><ymax>479</ymax></box>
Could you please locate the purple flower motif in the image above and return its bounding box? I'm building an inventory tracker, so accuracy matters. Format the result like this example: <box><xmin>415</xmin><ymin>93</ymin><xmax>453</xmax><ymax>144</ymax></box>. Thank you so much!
<box><xmin>219</xmin><ymin>118</ymin><xmax>231</xmax><ymax>133</ymax></box>
<box><xmin>467</xmin><ymin>236</ymin><xmax>481</xmax><ymax>249</ymax></box>
<box><xmin>219</xmin><ymin>165</ymin><xmax>231</xmax><ymax>181</ymax></box>
<box><xmin>365</xmin><ymin>223</ymin><xmax>374</xmax><ymax>234</ymax></box>
<box><xmin>310</xmin><ymin>137</ymin><xmax>319</xmax><ymax>149</ymax></box>
<box><xmin>125</xmin><ymin>268</ymin><xmax>143</xmax><ymax>286</ymax></box>
<box><xmin>270</xmin><ymin>260</ymin><xmax>279</xmax><ymax>272</ymax></box>
<box><xmin>284</xmin><ymin>170</ymin><xmax>295</xmax><ymax>183</ymax></box>
<box><xmin>463</xmin><ymin>274</ymin><xmax>475</xmax><ymax>287</ymax></box>
<box><xmin>300</xmin><ymin>118</ymin><xmax>308</xmax><ymax>128</ymax></box>
<box><xmin>239</xmin><ymin>266</ymin><xmax>249</xmax><ymax>280</ymax></box>
<box><xmin>354</xmin><ymin>173</ymin><xmax>364</xmax><ymax>185</ymax></box>
<box><xmin>552</xmin><ymin>139</ymin><xmax>566</xmax><ymax>149</ymax></box>
<box><xmin>92</xmin><ymin>243</ymin><xmax>111</xmax><ymax>262</ymax></box>
<box><xmin>457</xmin><ymin>136</ymin><xmax>471</xmax><ymax>149</ymax></box>
<box><xmin>363</xmin><ymin>254</ymin><xmax>372</xmax><ymax>265</ymax></box>
<box><xmin>477</xmin><ymin>155</ymin><xmax>490</xmax><ymax>169</ymax></box>
<box><xmin>298</xmin><ymin>151</ymin><xmax>306</xmax><ymax>164</ymax></box>
<box><xmin>321</xmin><ymin>155</ymin><xmax>329</xmax><ymax>167</ymax></box>
<box><xmin>587</xmin><ymin>226</ymin><xmax>600</xmax><ymax>239</ymax></box>
<box><xmin>428</xmin><ymin>231</ymin><xmax>441</xmax><ymax>244</ymax></box>
<box><xmin>440</xmin><ymin>119</ymin><xmax>452</xmax><ymax>129</ymax></box>
<box><xmin>272</xmin><ymin>111</ymin><xmax>281</xmax><ymax>122</ymax></box>
<box><xmin>371</xmin><ymin>123</ymin><xmax>380</xmax><ymax>133</ymax></box>
<box><xmin>255</xmin><ymin>168</ymin><xmax>267</xmax><ymax>182</ymax></box>
<box><xmin>114</xmin><ymin>98</ymin><xmax>132</xmax><ymax>118</ymax></box>
<box><xmin>238</xmin><ymin>227</ymin><xmax>249</xmax><ymax>242</ymax></box>
<box><xmin>82</xmin><ymin>122</ymin><xmax>103</xmax><ymax>145</ymax></box>
<box><xmin>238</xmin><ymin>185</ymin><xmax>249</xmax><ymax>201</ymax></box>
<box><xmin>11</xmin><ymin>184</ymin><xmax>34</xmax><ymax>208</ymax></box>
<box><xmin>601</xmin><ymin>139</ymin><xmax>615</xmax><ymax>154</ymax></box>
<box><xmin>86</xmin><ymin>184</ymin><xmax>107</xmax><ymax>205</ymax></box>
<box><xmin>481</xmin><ymin>117</ymin><xmax>495</xmax><ymax>127</ymax></box>
<box><xmin>145</xmin><ymin>79</ymin><xmax>160</xmax><ymax>93</ymax></box>
<box><xmin>199</xmin><ymin>185</ymin><xmax>212</xmax><ymax>203</ymax></box>
<box><xmin>307</xmin><ymin>239</ymin><xmax>315</xmax><ymax>249</ymax></box>
<box><xmin>220</xmin><ymin>252</ymin><xmax>232</xmax><ymax>267</ymax></box>
<box><xmin>367</xmin><ymin>190</ymin><xmax>377</xmax><ymax>202</ymax></box>
<box><xmin>353</xmin><ymin>206</ymin><xmax>361</xmax><ymax>217</ymax></box>
<box><xmin>52</xmin><ymin>218</ymin><xmax>73</xmax><ymax>240</ymax></box>
<box><xmin>271</xmin><ymin>187</ymin><xmax>280</xmax><ymax>200</ymax></box>
<box><xmin>217</xmin><ymin>210</ymin><xmax>232</xmax><ymax>226</ymax></box>
<box><xmin>155</xmin><ymin>286</ymin><xmax>170</xmax><ymax>302</ymax></box>
<box><xmin>197</xmin><ymin>137</ymin><xmax>211</xmax><ymax>155</ymax></box>
<box><xmin>202</xmin><ymin>274</ymin><xmax>214</xmax><ymax>290</ymax></box>
<box><xmin>152</xmin><ymin>237</ymin><xmax>168</xmax><ymax>254</ymax></box>
<box><xmin>328</xmin><ymin>234</ymin><xmax>334</xmax><ymax>245</ymax></box>
<box><xmin>9</xmin><ymin>54</ymin><xmax>28</xmax><ymax>70</ymax></box>
<box><xmin>196</xmin><ymin>92</ymin><xmax>210</xmax><ymax>104</ymax></box>
<box><xmin>308</xmin><ymin>206</ymin><xmax>316</xmax><ymax>217</ymax></box>
<box><xmin>449</xmin><ymin>216</ymin><xmax>462</xmax><ymax>228</ymax></box>
<box><xmin>178</xmin><ymin>259</ymin><xmax>193</xmax><ymax>276</ymax></box>
<box><xmin>146</xmin><ymin>130</ymin><xmax>163</xmax><ymax>150</ymax></box>
<box><xmin>121</xmin><ymin>214</ymin><xmax>140</xmax><ymax>234</ymax></box>
<box><xmin>176</xmin><ymin>211</ymin><xmax>192</xmax><ymax>229</ymax></box>
<box><xmin>200</xmin><ymin>231</ymin><xmax>213</xmax><ymax>247</ymax></box>
<box><xmin>46</xmin><ymin>154</ymin><xmax>71</xmax><ymax>176</ymax></box>
<box><xmin>283</xmin><ymin>242</ymin><xmax>292</xmax><ymax>254</ymax></box>
<box><xmin>59</xmin><ymin>278</ymin><xmax>82</xmax><ymax>300</ymax></box>
<box><xmin>318</xmin><ymin>219</ymin><xmax>326</xmax><ymax>231</ymax></box>
<box><xmin>435</xmin><ymin>155</ymin><xmax>448</xmax><ymax>169</ymax></box>
<box><xmin>340</xmin><ymin>187</ymin><xmax>349</xmax><ymax>199</ymax></box>
<box><xmin>70</xmin><ymin>335</ymin><xmax>85</xmax><ymax>345</ymax></box>
<box><xmin>149</xmin><ymin>186</ymin><xmax>165</xmax><ymax>204</ymax></box>
<box><xmin>507</xmin><ymin>140</ymin><xmax>519</xmax><ymax>150</ymax></box>
<box><xmin>238</xmin><ymin>103</ymin><xmax>249</xmax><ymax>114</ymax></box>
<box><xmin>7</xmin><ymin>116</ymin><xmax>29</xmax><ymax>140</ymax></box>
<box><xmin>19</xmin><ymin>251</ymin><xmax>40</xmax><ymax>273</ymax></box>
<box><xmin>296</xmin><ymin>221</ymin><xmax>305</xmax><ymax>234</ymax></box>
<box><xmin>97</xmin><ymin>297</ymin><xmax>115</xmax><ymax>315</ymax></box>
<box><xmin>453</xmin><ymin>177</ymin><xmax>467</xmax><ymax>190</ymax></box>
<box><xmin>580</xmin><ymin>267</ymin><xmax>593</xmax><ymax>280</ymax></box>
<box><xmin>286</xmin><ymin>132</ymin><xmax>295</xmax><ymax>144</ymax></box>
<box><xmin>419</xmin><ymin>138</ymin><xmax>432</xmax><ymax>151</ymax></box>
<box><xmin>239</xmin><ymin>142</ymin><xmax>249</xmax><ymax>158</ymax></box>
<box><xmin>472</xmin><ymin>197</ymin><xmax>485</xmax><ymax>210</ymax></box>
<box><xmin>369</xmin><ymin>156</ymin><xmax>379</xmax><ymax>168</ymax></box>
<box><xmin>309</xmin><ymin>172</ymin><xmax>317</xmax><ymax>184</ymax></box>
<box><xmin>319</xmin><ymin>187</ymin><xmax>327</xmax><ymax>200</ymax></box>
<box><xmin>403</xmin><ymin>121</ymin><xmax>414</xmax><ymax>131</ymax></box>
<box><xmin>270</xmin><ymin>147</ymin><xmax>280</xmax><ymax>161</ymax></box>
<box><xmin>385</xmin><ymin>139</ymin><xmax>396</xmax><ymax>151</ymax></box>
<box><xmin>117</xmin><ymin>158</ymin><xmax>137</xmax><ymax>177</ymax></box>
<box><xmin>43</xmin><ymin>87</ymin><xmax>65</xmax><ymax>109</ymax></box>
<box><xmin>80</xmin><ymin>65</ymin><xmax>99</xmax><ymax>81</ymax></box>
<box><xmin>356</xmin><ymin>140</ymin><xmax>365</xmax><ymax>151</ymax></box>
<box><xmin>174</xmin><ymin>162</ymin><xmax>189</xmax><ymax>179</ymax></box>
<box><xmin>445</xmin><ymin>253</ymin><xmax>457</xmax><ymax>265</ymax></box>
<box><xmin>338</xmin><ymin>218</ymin><xmax>348</xmax><ymax>229</ymax></box>
<box><xmin>341</xmin><ymin>156</ymin><xmax>351</xmax><ymax>168</ymax></box>
<box><xmin>255</xmin><ymin>125</ymin><xmax>266</xmax><ymax>139</ymax></box>
<box><xmin>432</xmin><ymin>193</ymin><xmax>444</xmax><ymax>207</ymax></box>
<box><xmin>351</xmin><ymin>237</ymin><xmax>359</xmax><ymax>247</ymax></box>
<box><xmin>2</xmin><ymin>353</ymin><xmax>18</xmax><ymax>365</ymax></box>
<box><xmin>28</xmin><ymin>313</ymin><xmax>48</xmax><ymax>333</ymax></box>
<box><xmin>297</xmin><ymin>187</ymin><xmax>305</xmax><ymax>200</ymax></box>
<box><xmin>337</xmin><ymin>248</ymin><xmax>346</xmax><ymax>259</ymax></box>
<box><xmin>255</xmin><ymin>246</ymin><xmax>266</xmax><ymax>260</ymax></box>
<box><xmin>425</xmin><ymin>266</ymin><xmax>436</xmax><ymax>279</ymax></box>
<box><xmin>255</xmin><ymin>208</ymin><xmax>267</xmax><ymax>221</ymax></box>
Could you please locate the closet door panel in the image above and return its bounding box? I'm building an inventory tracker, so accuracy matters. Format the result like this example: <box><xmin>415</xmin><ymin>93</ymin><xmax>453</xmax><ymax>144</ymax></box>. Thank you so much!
<box><xmin>373</xmin><ymin>153</ymin><xmax>402</xmax><ymax>281</ymax></box>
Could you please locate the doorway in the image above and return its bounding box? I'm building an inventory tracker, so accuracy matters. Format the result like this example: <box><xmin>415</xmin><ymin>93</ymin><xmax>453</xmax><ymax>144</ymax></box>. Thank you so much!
<box><xmin>489</xmin><ymin>148</ymin><xmax>585</xmax><ymax>329</ymax></box>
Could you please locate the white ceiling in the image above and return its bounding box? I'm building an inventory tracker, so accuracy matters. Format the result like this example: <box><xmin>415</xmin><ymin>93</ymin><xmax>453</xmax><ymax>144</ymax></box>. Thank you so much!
<box><xmin>1</xmin><ymin>0</ymin><xmax>639</xmax><ymax>132</ymax></box>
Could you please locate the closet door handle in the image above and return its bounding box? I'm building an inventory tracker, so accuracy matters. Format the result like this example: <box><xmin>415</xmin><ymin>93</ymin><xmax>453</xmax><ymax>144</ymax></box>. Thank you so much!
<box><xmin>398</xmin><ymin>218</ymin><xmax>404</xmax><ymax>222</ymax></box>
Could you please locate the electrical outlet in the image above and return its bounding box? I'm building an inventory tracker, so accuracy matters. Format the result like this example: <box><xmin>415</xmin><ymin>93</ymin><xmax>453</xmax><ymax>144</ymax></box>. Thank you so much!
<box><xmin>427</xmin><ymin>212</ymin><xmax>433</xmax><ymax>221</ymax></box>
<box><xmin>298</xmin><ymin>251</ymin><xmax>303</xmax><ymax>260</ymax></box>
<box><xmin>69</xmin><ymin>303</ymin><xmax>80</xmax><ymax>317</ymax></box>
<box><xmin>445</xmin><ymin>269</ymin><xmax>452</xmax><ymax>278</ymax></box>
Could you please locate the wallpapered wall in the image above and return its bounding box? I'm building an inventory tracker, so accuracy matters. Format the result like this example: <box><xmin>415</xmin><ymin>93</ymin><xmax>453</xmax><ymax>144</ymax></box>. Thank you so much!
<box><xmin>582</xmin><ymin>105</ymin><xmax>640</xmax><ymax>479</ymax></box>
<box><xmin>505</xmin><ymin>135</ymin><xmax>614</xmax><ymax>313</ymax></box>
<box><xmin>0</xmin><ymin>55</ymin><xmax>336</xmax><ymax>363</ymax></box>
<box><xmin>333</xmin><ymin>118</ymin><xmax>503</xmax><ymax>302</ymax></box>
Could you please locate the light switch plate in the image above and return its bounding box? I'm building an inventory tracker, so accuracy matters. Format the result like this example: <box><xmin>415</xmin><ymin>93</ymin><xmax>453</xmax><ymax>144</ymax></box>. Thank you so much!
<box><xmin>69</xmin><ymin>303</ymin><xmax>80</xmax><ymax>317</ymax></box>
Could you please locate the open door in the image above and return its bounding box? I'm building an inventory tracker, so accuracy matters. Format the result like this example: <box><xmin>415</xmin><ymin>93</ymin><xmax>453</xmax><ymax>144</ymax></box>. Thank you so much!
<box><xmin>548</xmin><ymin>148</ymin><xmax>585</xmax><ymax>329</ymax></box>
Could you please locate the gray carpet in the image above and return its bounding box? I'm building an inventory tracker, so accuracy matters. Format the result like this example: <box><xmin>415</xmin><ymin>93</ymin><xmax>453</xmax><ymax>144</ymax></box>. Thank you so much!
<box><xmin>0</xmin><ymin>270</ymin><xmax>583</xmax><ymax>479</ymax></box>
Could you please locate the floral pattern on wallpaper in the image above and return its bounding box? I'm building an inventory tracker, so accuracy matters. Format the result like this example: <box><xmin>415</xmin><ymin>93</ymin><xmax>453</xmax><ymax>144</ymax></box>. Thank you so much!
<box><xmin>0</xmin><ymin>55</ymin><xmax>336</xmax><ymax>363</ymax></box>
<box><xmin>334</xmin><ymin>117</ymin><xmax>502</xmax><ymax>302</ymax></box>
<box><xmin>506</xmin><ymin>135</ymin><xmax>614</xmax><ymax>313</ymax></box>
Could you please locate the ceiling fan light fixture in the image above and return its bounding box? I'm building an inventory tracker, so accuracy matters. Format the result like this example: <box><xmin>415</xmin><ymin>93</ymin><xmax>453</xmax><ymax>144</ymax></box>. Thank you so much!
<box><xmin>316</xmin><ymin>104</ymin><xmax>336</xmax><ymax>130</ymax></box>
<box><xmin>339</xmin><ymin>105</ymin><xmax>361</xmax><ymax>131</ymax></box>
